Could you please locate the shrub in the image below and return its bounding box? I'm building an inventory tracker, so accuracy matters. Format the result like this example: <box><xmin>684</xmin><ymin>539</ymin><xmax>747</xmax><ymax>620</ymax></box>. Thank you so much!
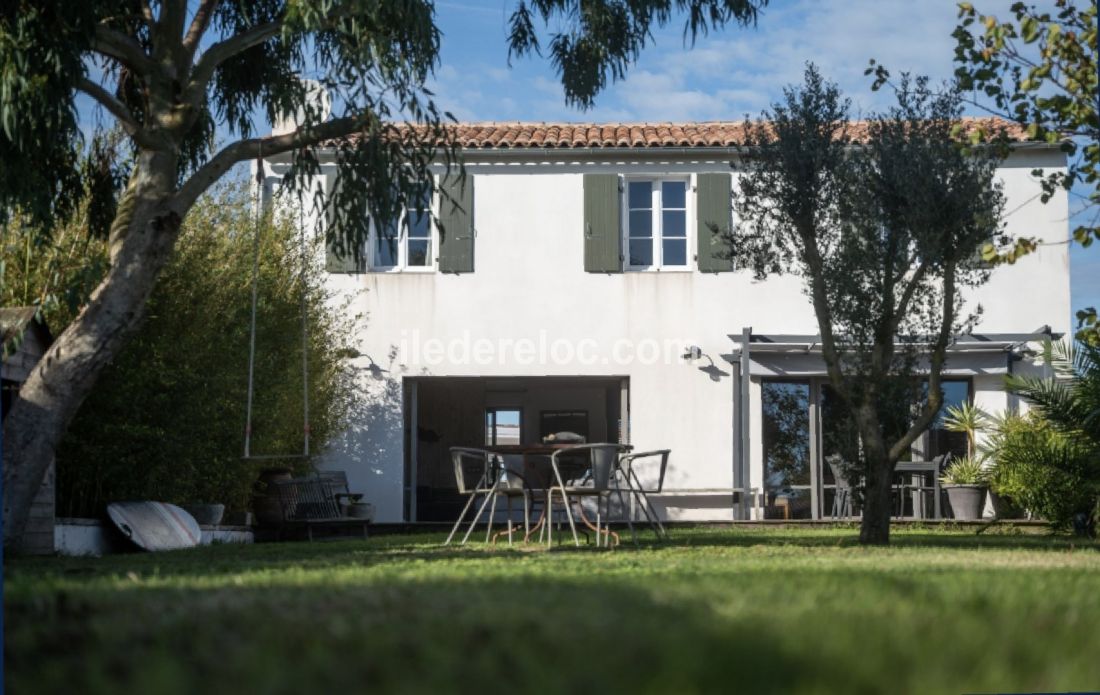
<box><xmin>54</xmin><ymin>183</ymin><xmax>357</xmax><ymax>516</ymax></box>
<box><xmin>984</xmin><ymin>412</ymin><xmax>1099</xmax><ymax>531</ymax></box>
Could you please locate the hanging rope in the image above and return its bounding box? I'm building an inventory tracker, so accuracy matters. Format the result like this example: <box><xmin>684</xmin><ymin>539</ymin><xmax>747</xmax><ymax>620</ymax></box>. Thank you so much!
<box><xmin>243</xmin><ymin>149</ymin><xmax>264</xmax><ymax>460</ymax></box>
<box><xmin>299</xmin><ymin>183</ymin><xmax>310</xmax><ymax>458</ymax></box>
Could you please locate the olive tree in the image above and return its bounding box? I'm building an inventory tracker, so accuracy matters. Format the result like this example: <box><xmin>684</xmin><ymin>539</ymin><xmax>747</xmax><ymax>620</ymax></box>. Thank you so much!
<box><xmin>731</xmin><ymin>66</ymin><xmax>1006</xmax><ymax>545</ymax></box>
<box><xmin>0</xmin><ymin>0</ymin><xmax>767</xmax><ymax>547</ymax></box>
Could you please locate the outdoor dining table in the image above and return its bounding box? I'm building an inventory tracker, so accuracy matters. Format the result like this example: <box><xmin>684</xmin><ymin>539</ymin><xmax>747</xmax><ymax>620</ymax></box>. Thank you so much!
<box><xmin>484</xmin><ymin>442</ymin><xmax>634</xmax><ymax>544</ymax></box>
<box><xmin>894</xmin><ymin>460</ymin><xmax>943</xmax><ymax>519</ymax></box>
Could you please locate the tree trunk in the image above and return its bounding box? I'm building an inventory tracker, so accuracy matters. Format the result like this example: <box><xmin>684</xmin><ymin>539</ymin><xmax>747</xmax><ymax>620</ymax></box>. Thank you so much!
<box><xmin>859</xmin><ymin>457</ymin><xmax>894</xmax><ymax>545</ymax></box>
<box><xmin>2</xmin><ymin>152</ymin><xmax>180</xmax><ymax>550</ymax></box>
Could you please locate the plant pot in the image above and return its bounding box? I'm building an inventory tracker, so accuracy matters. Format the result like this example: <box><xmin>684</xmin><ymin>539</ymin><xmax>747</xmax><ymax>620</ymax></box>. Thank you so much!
<box><xmin>181</xmin><ymin>503</ymin><xmax>225</xmax><ymax>526</ymax></box>
<box><xmin>253</xmin><ymin>468</ymin><xmax>292</xmax><ymax>526</ymax></box>
<box><xmin>944</xmin><ymin>485</ymin><xmax>986</xmax><ymax>521</ymax></box>
<box><xmin>989</xmin><ymin>490</ymin><xmax>1023</xmax><ymax>519</ymax></box>
<box><xmin>341</xmin><ymin>501</ymin><xmax>375</xmax><ymax>521</ymax></box>
<box><xmin>223</xmin><ymin>511</ymin><xmax>254</xmax><ymax>527</ymax></box>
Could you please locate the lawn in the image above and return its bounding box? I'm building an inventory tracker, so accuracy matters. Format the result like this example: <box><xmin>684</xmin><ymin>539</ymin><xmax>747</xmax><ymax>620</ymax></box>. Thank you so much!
<box><xmin>4</xmin><ymin>527</ymin><xmax>1099</xmax><ymax>694</ymax></box>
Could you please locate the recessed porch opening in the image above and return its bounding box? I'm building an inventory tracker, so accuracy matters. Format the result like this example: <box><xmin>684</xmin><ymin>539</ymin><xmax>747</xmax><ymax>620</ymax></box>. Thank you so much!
<box><xmin>402</xmin><ymin>376</ymin><xmax>629</xmax><ymax>522</ymax></box>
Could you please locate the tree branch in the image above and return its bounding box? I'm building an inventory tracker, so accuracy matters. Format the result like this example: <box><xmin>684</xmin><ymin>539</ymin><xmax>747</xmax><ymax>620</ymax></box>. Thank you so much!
<box><xmin>173</xmin><ymin>115</ymin><xmax>367</xmax><ymax>213</ymax></box>
<box><xmin>185</xmin><ymin>19</ymin><xmax>282</xmax><ymax>105</ymax></box>
<box><xmin>91</xmin><ymin>26</ymin><xmax>158</xmax><ymax>76</ymax></box>
<box><xmin>887</xmin><ymin>259</ymin><xmax>957</xmax><ymax>461</ymax></box>
<box><xmin>76</xmin><ymin>78</ymin><xmax>160</xmax><ymax>150</ymax></box>
<box><xmin>182</xmin><ymin>0</ymin><xmax>220</xmax><ymax>66</ymax></box>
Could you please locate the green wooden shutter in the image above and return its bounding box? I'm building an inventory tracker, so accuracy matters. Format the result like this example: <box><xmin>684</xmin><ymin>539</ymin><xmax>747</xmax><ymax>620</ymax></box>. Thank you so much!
<box><xmin>438</xmin><ymin>174</ymin><xmax>475</xmax><ymax>273</ymax></box>
<box><xmin>324</xmin><ymin>174</ymin><xmax>362</xmax><ymax>273</ymax></box>
<box><xmin>696</xmin><ymin>173</ymin><xmax>733</xmax><ymax>273</ymax></box>
<box><xmin>584</xmin><ymin>174</ymin><xmax>622</xmax><ymax>273</ymax></box>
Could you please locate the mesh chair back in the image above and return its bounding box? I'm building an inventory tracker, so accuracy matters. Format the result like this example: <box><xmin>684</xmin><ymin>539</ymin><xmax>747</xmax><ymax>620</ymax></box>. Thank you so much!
<box><xmin>619</xmin><ymin>450</ymin><xmax>670</xmax><ymax>493</ymax></box>
<box><xmin>828</xmin><ymin>460</ymin><xmax>852</xmax><ymax>491</ymax></box>
<box><xmin>553</xmin><ymin>444</ymin><xmax>626</xmax><ymax>491</ymax></box>
<box><xmin>450</xmin><ymin>447</ymin><xmax>496</xmax><ymax>494</ymax></box>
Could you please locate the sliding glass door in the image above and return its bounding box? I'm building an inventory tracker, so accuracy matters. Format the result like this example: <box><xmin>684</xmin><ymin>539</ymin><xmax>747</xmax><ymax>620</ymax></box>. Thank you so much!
<box><xmin>761</xmin><ymin>381</ymin><xmax>813</xmax><ymax>519</ymax></box>
<box><xmin>761</xmin><ymin>377</ymin><xmax>972</xmax><ymax>519</ymax></box>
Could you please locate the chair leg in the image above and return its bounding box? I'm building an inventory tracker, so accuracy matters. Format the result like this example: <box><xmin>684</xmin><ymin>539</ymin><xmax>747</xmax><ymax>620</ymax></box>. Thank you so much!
<box><xmin>598</xmin><ymin>499</ymin><xmax>607</xmax><ymax>547</ymax></box>
<box><xmin>485</xmin><ymin>492</ymin><xmax>498</xmax><ymax>544</ymax></box>
<box><xmin>546</xmin><ymin>491</ymin><xmax>554</xmax><ymax>547</ymax></box>
<box><xmin>523</xmin><ymin>493</ymin><xmax>531</xmax><ymax>540</ymax></box>
<box><xmin>558</xmin><ymin>488</ymin><xmax>580</xmax><ymax>547</ymax></box>
<box><xmin>462</xmin><ymin>489</ymin><xmax>495</xmax><ymax>545</ymax></box>
<box><xmin>445</xmin><ymin>493</ymin><xmax>478</xmax><ymax>546</ymax></box>
<box><xmin>506</xmin><ymin>496</ymin><xmax>514</xmax><ymax>546</ymax></box>
<box><xmin>614</xmin><ymin>480</ymin><xmax>638</xmax><ymax>547</ymax></box>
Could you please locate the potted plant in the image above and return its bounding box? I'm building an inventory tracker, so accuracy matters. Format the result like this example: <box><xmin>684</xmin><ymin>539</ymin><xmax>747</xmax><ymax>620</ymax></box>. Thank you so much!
<box><xmin>940</xmin><ymin>456</ymin><xmax>988</xmax><ymax>520</ymax></box>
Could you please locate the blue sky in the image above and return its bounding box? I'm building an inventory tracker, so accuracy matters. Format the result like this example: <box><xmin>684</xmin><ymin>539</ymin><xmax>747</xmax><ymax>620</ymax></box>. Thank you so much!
<box><xmin>428</xmin><ymin>0</ymin><xmax>1098</xmax><ymax>325</ymax></box>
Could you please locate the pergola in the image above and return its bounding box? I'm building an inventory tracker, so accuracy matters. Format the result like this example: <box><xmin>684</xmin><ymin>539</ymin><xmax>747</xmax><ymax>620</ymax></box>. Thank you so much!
<box><xmin>721</xmin><ymin>327</ymin><xmax>1059</xmax><ymax>519</ymax></box>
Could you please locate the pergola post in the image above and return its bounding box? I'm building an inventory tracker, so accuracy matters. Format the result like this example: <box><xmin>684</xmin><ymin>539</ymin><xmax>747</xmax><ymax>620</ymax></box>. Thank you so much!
<box><xmin>733</xmin><ymin>326</ymin><xmax>752</xmax><ymax>520</ymax></box>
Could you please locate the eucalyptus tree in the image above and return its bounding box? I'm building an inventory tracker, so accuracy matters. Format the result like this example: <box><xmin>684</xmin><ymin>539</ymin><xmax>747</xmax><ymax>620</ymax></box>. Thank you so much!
<box><xmin>0</xmin><ymin>0</ymin><xmax>767</xmax><ymax>547</ymax></box>
<box><xmin>950</xmin><ymin>0</ymin><xmax>1098</xmax><ymax>343</ymax></box>
<box><xmin>732</xmin><ymin>66</ymin><xmax>1006</xmax><ymax>545</ymax></box>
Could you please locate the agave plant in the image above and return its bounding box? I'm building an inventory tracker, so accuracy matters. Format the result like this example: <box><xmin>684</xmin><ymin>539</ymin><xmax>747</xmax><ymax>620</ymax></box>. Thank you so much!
<box><xmin>942</xmin><ymin>402</ymin><xmax>990</xmax><ymax>459</ymax></box>
<box><xmin>940</xmin><ymin>455</ymin><xmax>988</xmax><ymax>486</ymax></box>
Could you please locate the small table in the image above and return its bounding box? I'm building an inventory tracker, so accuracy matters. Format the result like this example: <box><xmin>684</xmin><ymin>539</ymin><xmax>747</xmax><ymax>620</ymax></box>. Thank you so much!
<box><xmin>484</xmin><ymin>443</ymin><xmax>633</xmax><ymax>544</ymax></box>
<box><xmin>894</xmin><ymin>460</ymin><xmax>942</xmax><ymax>519</ymax></box>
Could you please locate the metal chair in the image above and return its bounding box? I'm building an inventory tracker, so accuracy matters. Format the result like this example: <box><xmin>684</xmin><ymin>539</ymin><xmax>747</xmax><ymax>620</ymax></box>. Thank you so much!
<box><xmin>615</xmin><ymin>449</ymin><xmax>671</xmax><ymax>542</ymax></box>
<box><xmin>444</xmin><ymin>447</ymin><xmax>532</xmax><ymax>546</ymax></box>
<box><xmin>903</xmin><ymin>454</ymin><xmax>948</xmax><ymax>519</ymax></box>
<box><xmin>546</xmin><ymin>443</ymin><xmax>628</xmax><ymax>548</ymax></box>
<box><xmin>827</xmin><ymin>460</ymin><xmax>854</xmax><ymax>519</ymax></box>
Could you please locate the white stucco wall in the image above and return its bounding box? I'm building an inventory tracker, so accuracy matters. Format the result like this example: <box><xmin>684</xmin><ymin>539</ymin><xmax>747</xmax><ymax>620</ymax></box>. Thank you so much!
<box><xmin>265</xmin><ymin>145</ymin><xmax>1069</xmax><ymax>523</ymax></box>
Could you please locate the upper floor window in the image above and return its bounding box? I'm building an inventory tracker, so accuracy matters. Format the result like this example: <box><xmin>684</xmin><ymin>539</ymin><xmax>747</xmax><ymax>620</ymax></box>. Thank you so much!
<box><xmin>625</xmin><ymin>178</ymin><xmax>689</xmax><ymax>270</ymax></box>
<box><xmin>370</xmin><ymin>188</ymin><xmax>433</xmax><ymax>271</ymax></box>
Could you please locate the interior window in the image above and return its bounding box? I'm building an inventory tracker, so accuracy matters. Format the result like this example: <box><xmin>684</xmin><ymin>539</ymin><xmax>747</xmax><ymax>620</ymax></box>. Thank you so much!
<box><xmin>485</xmin><ymin>408</ymin><xmax>522</xmax><ymax>446</ymax></box>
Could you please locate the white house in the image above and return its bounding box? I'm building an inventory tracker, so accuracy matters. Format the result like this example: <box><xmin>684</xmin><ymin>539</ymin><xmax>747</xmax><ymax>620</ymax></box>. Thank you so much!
<box><xmin>260</xmin><ymin>121</ymin><xmax>1070</xmax><ymax>523</ymax></box>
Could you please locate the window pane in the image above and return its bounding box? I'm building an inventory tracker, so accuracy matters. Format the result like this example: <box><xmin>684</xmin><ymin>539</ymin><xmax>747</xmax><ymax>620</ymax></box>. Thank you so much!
<box><xmin>662</xmin><ymin>238</ymin><xmax>686</xmax><ymax>266</ymax></box>
<box><xmin>662</xmin><ymin>181</ymin><xmax>686</xmax><ymax>209</ymax></box>
<box><xmin>628</xmin><ymin>210</ymin><xmax>652</xmax><ymax>238</ymax></box>
<box><xmin>408</xmin><ymin>209</ymin><xmax>430</xmax><ymax>239</ymax></box>
<box><xmin>486</xmin><ymin>408</ymin><xmax>521</xmax><ymax>445</ymax></box>
<box><xmin>375</xmin><ymin>233</ymin><xmax>398</xmax><ymax>266</ymax></box>
<box><xmin>407</xmin><ymin>239</ymin><xmax>430</xmax><ymax>266</ymax></box>
<box><xmin>414</xmin><ymin>186</ymin><xmax>432</xmax><ymax>210</ymax></box>
<box><xmin>628</xmin><ymin>181</ymin><xmax>652</xmax><ymax>209</ymax></box>
<box><xmin>629</xmin><ymin>239</ymin><xmax>653</xmax><ymax>266</ymax></box>
<box><xmin>929</xmin><ymin>380</ymin><xmax>971</xmax><ymax>460</ymax></box>
<box><xmin>662</xmin><ymin>209</ymin><xmax>686</xmax><ymax>238</ymax></box>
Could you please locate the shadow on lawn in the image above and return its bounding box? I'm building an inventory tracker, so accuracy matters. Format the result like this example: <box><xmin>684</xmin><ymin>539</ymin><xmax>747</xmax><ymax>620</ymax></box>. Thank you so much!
<box><xmin>4</xmin><ymin>571</ymin><xmax>854</xmax><ymax>695</ymax></box>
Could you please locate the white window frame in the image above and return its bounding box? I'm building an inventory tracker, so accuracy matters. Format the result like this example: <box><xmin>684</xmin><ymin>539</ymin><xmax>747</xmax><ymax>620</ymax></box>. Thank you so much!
<box><xmin>622</xmin><ymin>175</ymin><xmax>694</xmax><ymax>272</ymax></box>
<box><xmin>367</xmin><ymin>190</ymin><xmax>437</xmax><ymax>273</ymax></box>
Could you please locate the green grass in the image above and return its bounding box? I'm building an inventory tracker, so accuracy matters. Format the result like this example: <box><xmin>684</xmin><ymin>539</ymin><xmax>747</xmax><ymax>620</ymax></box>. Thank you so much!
<box><xmin>5</xmin><ymin>527</ymin><xmax>1100</xmax><ymax>694</ymax></box>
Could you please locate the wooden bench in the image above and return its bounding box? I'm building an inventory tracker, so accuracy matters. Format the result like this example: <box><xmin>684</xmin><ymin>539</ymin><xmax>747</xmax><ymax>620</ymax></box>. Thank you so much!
<box><xmin>273</xmin><ymin>471</ymin><xmax>370</xmax><ymax>541</ymax></box>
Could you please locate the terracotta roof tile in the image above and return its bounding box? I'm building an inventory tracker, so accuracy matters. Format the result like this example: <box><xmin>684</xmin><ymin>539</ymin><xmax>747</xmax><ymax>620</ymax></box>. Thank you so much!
<box><xmin>337</xmin><ymin>118</ymin><xmax>1030</xmax><ymax>150</ymax></box>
